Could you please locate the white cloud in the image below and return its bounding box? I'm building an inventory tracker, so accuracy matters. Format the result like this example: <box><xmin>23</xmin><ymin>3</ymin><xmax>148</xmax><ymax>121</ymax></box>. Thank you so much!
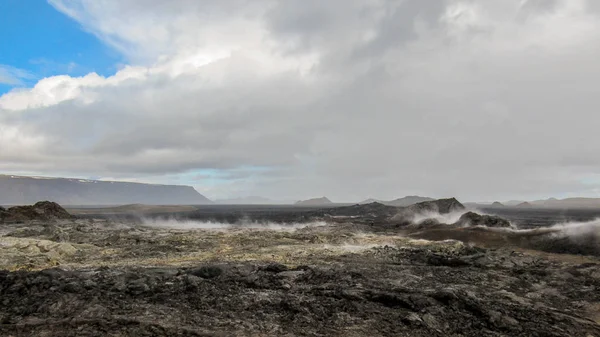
<box><xmin>0</xmin><ymin>65</ymin><xmax>34</xmax><ymax>86</ymax></box>
<box><xmin>2</xmin><ymin>0</ymin><xmax>600</xmax><ymax>201</ymax></box>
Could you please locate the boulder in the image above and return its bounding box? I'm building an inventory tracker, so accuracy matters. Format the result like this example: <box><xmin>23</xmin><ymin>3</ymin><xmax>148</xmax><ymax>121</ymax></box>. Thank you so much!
<box><xmin>455</xmin><ymin>212</ymin><xmax>511</xmax><ymax>228</ymax></box>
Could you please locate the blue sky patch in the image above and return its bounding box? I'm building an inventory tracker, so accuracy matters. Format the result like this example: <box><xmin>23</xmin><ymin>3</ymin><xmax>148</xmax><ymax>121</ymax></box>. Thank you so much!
<box><xmin>0</xmin><ymin>0</ymin><xmax>122</xmax><ymax>94</ymax></box>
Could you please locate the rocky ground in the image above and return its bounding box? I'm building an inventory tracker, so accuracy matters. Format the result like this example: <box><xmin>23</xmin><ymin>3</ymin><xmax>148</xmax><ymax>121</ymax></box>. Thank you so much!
<box><xmin>1</xmin><ymin>201</ymin><xmax>600</xmax><ymax>336</ymax></box>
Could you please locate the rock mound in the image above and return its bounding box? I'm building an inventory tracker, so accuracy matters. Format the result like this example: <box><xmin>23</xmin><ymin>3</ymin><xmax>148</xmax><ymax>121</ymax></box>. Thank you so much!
<box><xmin>516</xmin><ymin>202</ymin><xmax>533</xmax><ymax>208</ymax></box>
<box><xmin>406</xmin><ymin>198</ymin><xmax>465</xmax><ymax>214</ymax></box>
<box><xmin>1</xmin><ymin>201</ymin><xmax>73</xmax><ymax>223</ymax></box>
<box><xmin>455</xmin><ymin>212</ymin><xmax>511</xmax><ymax>228</ymax></box>
<box><xmin>490</xmin><ymin>201</ymin><xmax>504</xmax><ymax>207</ymax></box>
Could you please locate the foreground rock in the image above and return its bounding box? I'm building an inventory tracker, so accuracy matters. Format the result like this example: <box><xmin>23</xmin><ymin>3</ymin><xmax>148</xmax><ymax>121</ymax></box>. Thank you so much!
<box><xmin>455</xmin><ymin>212</ymin><xmax>512</xmax><ymax>228</ymax></box>
<box><xmin>1</xmin><ymin>241</ymin><xmax>599</xmax><ymax>336</ymax></box>
<box><xmin>0</xmin><ymin>201</ymin><xmax>73</xmax><ymax>223</ymax></box>
<box><xmin>0</xmin><ymin>217</ymin><xmax>599</xmax><ymax>336</ymax></box>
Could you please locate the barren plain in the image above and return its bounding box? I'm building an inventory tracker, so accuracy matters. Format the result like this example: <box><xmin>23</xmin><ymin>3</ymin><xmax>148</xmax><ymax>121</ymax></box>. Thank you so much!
<box><xmin>1</xmin><ymin>200</ymin><xmax>600</xmax><ymax>336</ymax></box>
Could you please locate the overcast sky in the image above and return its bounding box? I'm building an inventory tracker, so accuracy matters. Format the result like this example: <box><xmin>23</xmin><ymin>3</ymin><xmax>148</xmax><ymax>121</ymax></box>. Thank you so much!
<box><xmin>1</xmin><ymin>0</ymin><xmax>600</xmax><ymax>202</ymax></box>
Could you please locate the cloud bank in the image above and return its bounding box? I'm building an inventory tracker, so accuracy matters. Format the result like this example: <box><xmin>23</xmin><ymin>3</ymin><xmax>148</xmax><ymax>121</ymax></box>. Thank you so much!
<box><xmin>2</xmin><ymin>0</ymin><xmax>600</xmax><ymax>201</ymax></box>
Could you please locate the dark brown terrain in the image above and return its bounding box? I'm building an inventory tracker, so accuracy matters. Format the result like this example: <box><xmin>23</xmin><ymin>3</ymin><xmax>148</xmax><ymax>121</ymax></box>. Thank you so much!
<box><xmin>1</xmin><ymin>199</ymin><xmax>600</xmax><ymax>336</ymax></box>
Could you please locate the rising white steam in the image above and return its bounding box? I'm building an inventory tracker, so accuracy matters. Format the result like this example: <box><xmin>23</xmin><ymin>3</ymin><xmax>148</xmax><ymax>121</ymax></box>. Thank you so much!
<box><xmin>548</xmin><ymin>218</ymin><xmax>600</xmax><ymax>238</ymax></box>
<box><xmin>479</xmin><ymin>218</ymin><xmax>600</xmax><ymax>239</ymax></box>
<box><xmin>410</xmin><ymin>210</ymin><xmax>469</xmax><ymax>225</ymax></box>
<box><xmin>141</xmin><ymin>218</ymin><xmax>328</xmax><ymax>231</ymax></box>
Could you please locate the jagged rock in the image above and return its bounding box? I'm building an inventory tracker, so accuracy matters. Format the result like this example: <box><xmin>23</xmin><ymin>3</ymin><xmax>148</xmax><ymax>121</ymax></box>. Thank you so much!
<box><xmin>406</xmin><ymin>198</ymin><xmax>465</xmax><ymax>214</ymax></box>
<box><xmin>1</xmin><ymin>201</ymin><xmax>73</xmax><ymax>223</ymax></box>
<box><xmin>455</xmin><ymin>212</ymin><xmax>511</xmax><ymax>228</ymax></box>
<box><xmin>391</xmin><ymin>198</ymin><xmax>466</xmax><ymax>224</ymax></box>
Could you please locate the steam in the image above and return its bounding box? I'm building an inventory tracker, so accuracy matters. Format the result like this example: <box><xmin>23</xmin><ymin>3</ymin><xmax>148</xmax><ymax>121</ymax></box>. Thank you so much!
<box><xmin>485</xmin><ymin>218</ymin><xmax>600</xmax><ymax>236</ymax></box>
<box><xmin>549</xmin><ymin>218</ymin><xmax>600</xmax><ymax>238</ymax></box>
<box><xmin>141</xmin><ymin>218</ymin><xmax>328</xmax><ymax>231</ymax></box>
<box><xmin>410</xmin><ymin>210</ymin><xmax>469</xmax><ymax>225</ymax></box>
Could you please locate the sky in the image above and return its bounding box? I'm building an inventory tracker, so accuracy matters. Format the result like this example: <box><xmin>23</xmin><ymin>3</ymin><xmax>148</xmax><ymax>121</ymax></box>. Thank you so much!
<box><xmin>1</xmin><ymin>0</ymin><xmax>600</xmax><ymax>202</ymax></box>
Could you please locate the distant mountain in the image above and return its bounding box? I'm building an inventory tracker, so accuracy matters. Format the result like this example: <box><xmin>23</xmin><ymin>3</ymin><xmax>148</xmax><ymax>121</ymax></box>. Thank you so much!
<box><xmin>215</xmin><ymin>196</ymin><xmax>279</xmax><ymax>205</ymax></box>
<box><xmin>359</xmin><ymin>196</ymin><xmax>434</xmax><ymax>207</ymax></box>
<box><xmin>504</xmin><ymin>200</ymin><xmax>526</xmax><ymax>206</ymax></box>
<box><xmin>359</xmin><ymin>198</ymin><xmax>383</xmax><ymax>204</ymax></box>
<box><xmin>295</xmin><ymin>197</ymin><xmax>333</xmax><ymax>206</ymax></box>
<box><xmin>0</xmin><ymin>175</ymin><xmax>212</xmax><ymax>205</ymax></box>
<box><xmin>463</xmin><ymin>198</ymin><xmax>600</xmax><ymax>209</ymax></box>
<box><xmin>387</xmin><ymin>196</ymin><xmax>435</xmax><ymax>207</ymax></box>
<box><xmin>463</xmin><ymin>202</ymin><xmax>484</xmax><ymax>208</ymax></box>
<box><xmin>530</xmin><ymin>197</ymin><xmax>600</xmax><ymax>209</ymax></box>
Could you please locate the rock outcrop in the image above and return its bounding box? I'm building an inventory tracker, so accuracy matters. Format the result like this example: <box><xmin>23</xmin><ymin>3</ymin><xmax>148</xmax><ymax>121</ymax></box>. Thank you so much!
<box><xmin>0</xmin><ymin>201</ymin><xmax>73</xmax><ymax>223</ymax></box>
<box><xmin>455</xmin><ymin>212</ymin><xmax>511</xmax><ymax>228</ymax></box>
<box><xmin>406</xmin><ymin>198</ymin><xmax>465</xmax><ymax>214</ymax></box>
<box><xmin>391</xmin><ymin>198</ymin><xmax>466</xmax><ymax>225</ymax></box>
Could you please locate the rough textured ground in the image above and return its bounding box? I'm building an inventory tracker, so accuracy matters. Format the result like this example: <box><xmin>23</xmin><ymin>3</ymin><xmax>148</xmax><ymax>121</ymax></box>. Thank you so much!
<box><xmin>1</xmin><ymin>216</ymin><xmax>600</xmax><ymax>336</ymax></box>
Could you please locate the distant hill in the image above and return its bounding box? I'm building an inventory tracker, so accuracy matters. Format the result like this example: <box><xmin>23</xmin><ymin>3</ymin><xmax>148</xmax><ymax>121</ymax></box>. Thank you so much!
<box><xmin>466</xmin><ymin>198</ymin><xmax>600</xmax><ymax>209</ymax></box>
<box><xmin>359</xmin><ymin>198</ymin><xmax>383</xmax><ymax>204</ymax></box>
<box><xmin>530</xmin><ymin>197</ymin><xmax>600</xmax><ymax>209</ymax></box>
<box><xmin>0</xmin><ymin>175</ymin><xmax>212</xmax><ymax>205</ymax></box>
<box><xmin>504</xmin><ymin>200</ymin><xmax>526</xmax><ymax>206</ymax></box>
<box><xmin>215</xmin><ymin>196</ymin><xmax>276</xmax><ymax>205</ymax></box>
<box><xmin>359</xmin><ymin>196</ymin><xmax>434</xmax><ymax>207</ymax></box>
<box><xmin>295</xmin><ymin>197</ymin><xmax>333</xmax><ymax>206</ymax></box>
<box><xmin>387</xmin><ymin>196</ymin><xmax>435</xmax><ymax>207</ymax></box>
